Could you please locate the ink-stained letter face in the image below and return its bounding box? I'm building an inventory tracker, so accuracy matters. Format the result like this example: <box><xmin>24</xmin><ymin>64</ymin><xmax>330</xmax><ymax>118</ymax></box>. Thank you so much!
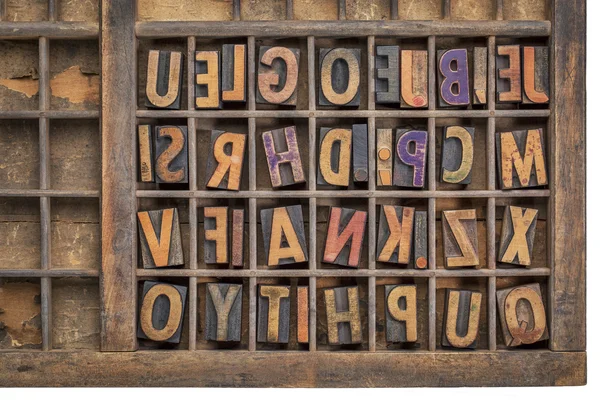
<box><xmin>260</xmin><ymin>205</ymin><xmax>308</xmax><ymax>267</ymax></box>
<box><xmin>195</xmin><ymin>50</ymin><xmax>221</xmax><ymax>109</ymax></box>
<box><xmin>442</xmin><ymin>209</ymin><xmax>479</xmax><ymax>268</ymax></box>
<box><xmin>394</xmin><ymin>129</ymin><xmax>428</xmax><ymax>188</ymax></box>
<box><xmin>137</xmin><ymin>208</ymin><xmax>184</xmax><ymax>268</ymax></box>
<box><xmin>498</xmin><ymin>206</ymin><xmax>538</xmax><ymax>267</ymax></box>
<box><xmin>204</xmin><ymin>207</ymin><xmax>229</xmax><ymax>264</ymax></box>
<box><xmin>206</xmin><ymin>130</ymin><xmax>246</xmax><ymax>191</ymax></box>
<box><xmin>496</xmin><ymin>129</ymin><xmax>547</xmax><ymax>189</ymax></box>
<box><xmin>377</xmin><ymin>206</ymin><xmax>415</xmax><ymax>264</ymax></box>
<box><xmin>438</xmin><ymin>49</ymin><xmax>470</xmax><ymax>107</ymax></box>
<box><xmin>319</xmin><ymin>48</ymin><xmax>361</xmax><ymax>107</ymax></box>
<box><xmin>138</xmin><ymin>124</ymin><xmax>154</xmax><ymax>183</ymax></box>
<box><xmin>137</xmin><ymin>281</ymin><xmax>187</xmax><ymax>344</ymax></box>
<box><xmin>522</xmin><ymin>46</ymin><xmax>549</xmax><ymax>104</ymax></box>
<box><xmin>375</xmin><ymin>45</ymin><xmax>400</xmax><ymax>104</ymax></box>
<box><xmin>323</xmin><ymin>207</ymin><xmax>367</xmax><ymax>268</ymax></box>
<box><xmin>257</xmin><ymin>46</ymin><xmax>300</xmax><ymax>105</ymax></box>
<box><xmin>496</xmin><ymin>284</ymin><xmax>548</xmax><ymax>347</ymax></box>
<box><xmin>497</xmin><ymin>45</ymin><xmax>522</xmax><ymax>103</ymax></box>
<box><xmin>257</xmin><ymin>285</ymin><xmax>291</xmax><ymax>344</ymax></box>
<box><xmin>318</xmin><ymin>127</ymin><xmax>352</xmax><ymax>187</ymax></box>
<box><xmin>440</xmin><ymin>126</ymin><xmax>475</xmax><ymax>185</ymax></box>
<box><xmin>442</xmin><ymin>289</ymin><xmax>482</xmax><ymax>349</ymax></box>
<box><xmin>324</xmin><ymin>286</ymin><xmax>362</xmax><ymax>345</ymax></box>
<box><xmin>145</xmin><ymin>50</ymin><xmax>183</xmax><ymax>109</ymax></box>
<box><xmin>473</xmin><ymin>47</ymin><xmax>488</xmax><ymax>105</ymax></box>
<box><xmin>154</xmin><ymin>126</ymin><xmax>189</xmax><ymax>184</ymax></box>
<box><xmin>222</xmin><ymin>44</ymin><xmax>247</xmax><ymax>102</ymax></box>
<box><xmin>262</xmin><ymin>126</ymin><xmax>305</xmax><ymax>188</ymax></box>
<box><xmin>385</xmin><ymin>285</ymin><xmax>417</xmax><ymax>343</ymax></box>
<box><xmin>297</xmin><ymin>286</ymin><xmax>309</xmax><ymax>344</ymax></box>
<box><xmin>401</xmin><ymin>50</ymin><xmax>428</xmax><ymax>108</ymax></box>
<box><xmin>377</xmin><ymin>129</ymin><xmax>393</xmax><ymax>186</ymax></box>
<box><xmin>205</xmin><ymin>283</ymin><xmax>243</xmax><ymax>342</ymax></box>
<box><xmin>231</xmin><ymin>209</ymin><xmax>245</xmax><ymax>267</ymax></box>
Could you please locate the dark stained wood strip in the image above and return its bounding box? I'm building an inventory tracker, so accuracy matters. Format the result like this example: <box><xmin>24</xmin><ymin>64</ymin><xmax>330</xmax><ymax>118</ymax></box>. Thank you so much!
<box><xmin>0</xmin><ymin>110</ymin><xmax>100</xmax><ymax>119</ymax></box>
<box><xmin>0</xmin><ymin>189</ymin><xmax>100</xmax><ymax>198</ymax></box>
<box><xmin>0</xmin><ymin>270</ymin><xmax>100</xmax><ymax>278</ymax></box>
<box><xmin>0</xmin><ymin>22</ymin><xmax>99</xmax><ymax>38</ymax></box>
<box><xmin>0</xmin><ymin>351</ymin><xmax>584</xmax><ymax>387</ymax></box>
<box><xmin>100</xmin><ymin>0</ymin><xmax>137</xmax><ymax>351</ymax></box>
<box><xmin>287</xmin><ymin>0</ymin><xmax>294</xmax><ymax>20</ymax></box>
<box><xmin>135</xmin><ymin>20</ymin><xmax>551</xmax><ymax>38</ymax></box>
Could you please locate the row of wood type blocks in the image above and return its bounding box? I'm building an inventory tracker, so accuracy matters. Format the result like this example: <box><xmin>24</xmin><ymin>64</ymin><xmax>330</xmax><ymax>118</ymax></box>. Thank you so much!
<box><xmin>137</xmin><ymin>280</ymin><xmax>548</xmax><ymax>348</ymax></box>
<box><xmin>139</xmin><ymin>124</ymin><xmax>548</xmax><ymax>190</ymax></box>
<box><xmin>144</xmin><ymin>44</ymin><xmax>548</xmax><ymax>109</ymax></box>
<box><xmin>138</xmin><ymin>204</ymin><xmax>538</xmax><ymax>269</ymax></box>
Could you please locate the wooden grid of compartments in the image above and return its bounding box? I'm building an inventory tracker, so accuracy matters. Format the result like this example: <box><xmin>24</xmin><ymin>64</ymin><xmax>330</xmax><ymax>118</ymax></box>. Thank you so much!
<box><xmin>0</xmin><ymin>0</ymin><xmax>586</xmax><ymax>388</ymax></box>
<box><xmin>135</xmin><ymin>0</ymin><xmax>552</xmax><ymax>353</ymax></box>
<box><xmin>0</xmin><ymin>0</ymin><xmax>100</xmax><ymax>352</ymax></box>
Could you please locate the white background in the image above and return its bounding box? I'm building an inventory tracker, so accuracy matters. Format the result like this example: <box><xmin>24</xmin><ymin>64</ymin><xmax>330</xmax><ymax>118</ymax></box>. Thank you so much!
<box><xmin>1</xmin><ymin>1</ymin><xmax>597</xmax><ymax>397</ymax></box>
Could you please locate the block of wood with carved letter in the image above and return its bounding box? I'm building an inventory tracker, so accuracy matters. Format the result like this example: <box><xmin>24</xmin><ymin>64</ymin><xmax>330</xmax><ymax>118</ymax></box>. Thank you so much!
<box><xmin>437</xmin><ymin>49</ymin><xmax>470</xmax><ymax>107</ymax></box>
<box><xmin>204</xmin><ymin>206</ymin><xmax>229</xmax><ymax>265</ymax></box>
<box><xmin>257</xmin><ymin>46</ymin><xmax>300</xmax><ymax>106</ymax></box>
<box><xmin>496</xmin><ymin>283</ymin><xmax>548</xmax><ymax>347</ymax></box>
<box><xmin>137</xmin><ymin>208</ymin><xmax>184</xmax><ymax>268</ymax></box>
<box><xmin>261</xmin><ymin>205</ymin><xmax>308</xmax><ymax>267</ymax></box>
<box><xmin>145</xmin><ymin>50</ymin><xmax>183</xmax><ymax>110</ymax></box>
<box><xmin>297</xmin><ymin>286</ymin><xmax>309</xmax><ymax>344</ymax></box>
<box><xmin>319</xmin><ymin>48</ymin><xmax>361</xmax><ymax>107</ymax></box>
<box><xmin>498</xmin><ymin>206</ymin><xmax>538</xmax><ymax>267</ymax></box>
<box><xmin>323</xmin><ymin>207</ymin><xmax>367</xmax><ymax>268</ymax></box>
<box><xmin>257</xmin><ymin>285</ymin><xmax>291</xmax><ymax>344</ymax></box>
<box><xmin>222</xmin><ymin>44</ymin><xmax>246</xmax><ymax>103</ymax></box>
<box><xmin>231</xmin><ymin>209</ymin><xmax>245</xmax><ymax>268</ymax></box>
<box><xmin>375</xmin><ymin>45</ymin><xmax>399</xmax><ymax>104</ymax></box>
<box><xmin>262</xmin><ymin>126</ymin><xmax>306</xmax><ymax>188</ymax></box>
<box><xmin>318</xmin><ymin>127</ymin><xmax>352</xmax><ymax>187</ymax></box>
<box><xmin>410</xmin><ymin>211</ymin><xmax>428</xmax><ymax>269</ymax></box>
<box><xmin>352</xmin><ymin>124</ymin><xmax>368</xmax><ymax>184</ymax></box>
<box><xmin>324</xmin><ymin>286</ymin><xmax>362</xmax><ymax>345</ymax></box>
<box><xmin>442</xmin><ymin>209</ymin><xmax>479</xmax><ymax>268</ymax></box>
<box><xmin>154</xmin><ymin>125</ymin><xmax>188</xmax><ymax>184</ymax></box>
<box><xmin>394</xmin><ymin>129</ymin><xmax>428</xmax><ymax>189</ymax></box>
<box><xmin>195</xmin><ymin>50</ymin><xmax>221</xmax><ymax>109</ymax></box>
<box><xmin>205</xmin><ymin>283</ymin><xmax>243</xmax><ymax>342</ymax></box>
<box><xmin>206</xmin><ymin>130</ymin><xmax>246</xmax><ymax>191</ymax></box>
<box><xmin>401</xmin><ymin>50</ymin><xmax>428</xmax><ymax>108</ymax></box>
<box><xmin>473</xmin><ymin>47</ymin><xmax>487</xmax><ymax>106</ymax></box>
<box><xmin>496</xmin><ymin>129</ymin><xmax>548</xmax><ymax>189</ymax></box>
<box><xmin>385</xmin><ymin>285</ymin><xmax>417</xmax><ymax>343</ymax></box>
<box><xmin>440</xmin><ymin>126</ymin><xmax>475</xmax><ymax>185</ymax></box>
<box><xmin>497</xmin><ymin>45</ymin><xmax>522</xmax><ymax>104</ymax></box>
<box><xmin>442</xmin><ymin>289</ymin><xmax>482</xmax><ymax>349</ymax></box>
<box><xmin>138</xmin><ymin>124</ymin><xmax>154</xmax><ymax>183</ymax></box>
<box><xmin>376</xmin><ymin>205</ymin><xmax>415</xmax><ymax>265</ymax></box>
<box><xmin>376</xmin><ymin>128</ymin><xmax>393</xmax><ymax>186</ymax></box>
<box><xmin>137</xmin><ymin>281</ymin><xmax>187</xmax><ymax>344</ymax></box>
<box><xmin>522</xmin><ymin>46</ymin><xmax>549</xmax><ymax>105</ymax></box>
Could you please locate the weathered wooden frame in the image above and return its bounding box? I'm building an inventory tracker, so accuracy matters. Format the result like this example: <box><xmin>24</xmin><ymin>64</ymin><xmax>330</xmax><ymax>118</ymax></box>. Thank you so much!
<box><xmin>0</xmin><ymin>0</ymin><xmax>586</xmax><ymax>387</ymax></box>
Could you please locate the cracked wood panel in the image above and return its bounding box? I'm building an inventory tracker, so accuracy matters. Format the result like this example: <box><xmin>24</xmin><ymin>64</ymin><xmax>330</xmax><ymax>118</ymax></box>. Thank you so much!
<box><xmin>0</xmin><ymin>120</ymin><xmax>40</xmax><ymax>189</ymax></box>
<box><xmin>58</xmin><ymin>0</ymin><xmax>100</xmax><ymax>23</ymax></box>
<box><xmin>3</xmin><ymin>0</ymin><xmax>47</xmax><ymax>22</ymax></box>
<box><xmin>504</xmin><ymin>0</ymin><xmax>547</xmax><ymax>20</ymax></box>
<box><xmin>346</xmin><ymin>0</ymin><xmax>390</xmax><ymax>20</ymax></box>
<box><xmin>137</xmin><ymin>0</ymin><xmax>233</xmax><ymax>21</ymax></box>
<box><xmin>293</xmin><ymin>0</ymin><xmax>338</xmax><ymax>20</ymax></box>
<box><xmin>397</xmin><ymin>0</ymin><xmax>442</xmax><ymax>20</ymax></box>
<box><xmin>0</xmin><ymin>198</ymin><xmax>41</xmax><ymax>270</ymax></box>
<box><xmin>0</xmin><ymin>280</ymin><xmax>42</xmax><ymax>349</ymax></box>
<box><xmin>451</xmin><ymin>0</ymin><xmax>495</xmax><ymax>20</ymax></box>
<box><xmin>241</xmin><ymin>0</ymin><xmax>286</xmax><ymax>21</ymax></box>
<box><xmin>0</xmin><ymin>40</ymin><xmax>39</xmax><ymax>111</ymax></box>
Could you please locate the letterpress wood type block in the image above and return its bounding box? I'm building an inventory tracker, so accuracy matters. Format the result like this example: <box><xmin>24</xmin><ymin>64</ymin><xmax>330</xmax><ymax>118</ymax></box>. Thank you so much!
<box><xmin>498</xmin><ymin>206</ymin><xmax>538</xmax><ymax>267</ymax></box>
<box><xmin>257</xmin><ymin>285</ymin><xmax>291</xmax><ymax>344</ymax></box>
<box><xmin>411</xmin><ymin>211</ymin><xmax>428</xmax><ymax>269</ymax></box>
<box><xmin>206</xmin><ymin>130</ymin><xmax>246</xmax><ymax>191</ymax></box>
<box><xmin>376</xmin><ymin>205</ymin><xmax>415</xmax><ymax>264</ymax></box>
<box><xmin>319</xmin><ymin>48</ymin><xmax>361</xmax><ymax>107</ymax></box>
<box><xmin>442</xmin><ymin>209</ymin><xmax>479</xmax><ymax>268</ymax></box>
<box><xmin>400</xmin><ymin>50</ymin><xmax>428</xmax><ymax>108</ymax></box>
<box><xmin>317</xmin><ymin>127</ymin><xmax>352</xmax><ymax>187</ymax></box>
<box><xmin>497</xmin><ymin>45</ymin><xmax>522</xmax><ymax>103</ymax></box>
<box><xmin>324</xmin><ymin>286</ymin><xmax>362</xmax><ymax>345</ymax></box>
<box><xmin>438</xmin><ymin>49</ymin><xmax>470</xmax><ymax>107</ymax></box>
<box><xmin>145</xmin><ymin>50</ymin><xmax>183</xmax><ymax>110</ymax></box>
<box><xmin>262</xmin><ymin>126</ymin><xmax>306</xmax><ymax>188</ymax></box>
<box><xmin>496</xmin><ymin>283</ymin><xmax>549</xmax><ymax>347</ymax></box>
<box><xmin>222</xmin><ymin>44</ymin><xmax>246</xmax><ymax>103</ymax></box>
<box><xmin>473</xmin><ymin>47</ymin><xmax>488</xmax><ymax>105</ymax></box>
<box><xmin>496</xmin><ymin>129</ymin><xmax>548</xmax><ymax>189</ymax></box>
<box><xmin>394</xmin><ymin>129</ymin><xmax>428</xmax><ymax>188</ymax></box>
<box><xmin>231</xmin><ymin>209</ymin><xmax>245</xmax><ymax>267</ymax></box>
<box><xmin>385</xmin><ymin>285</ymin><xmax>417</xmax><ymax>343</ymax></box>
<box><xmin>522</xmin><ymin>46</ymin><xmax>549</xmax><ymax>104</ymax></box>
<box><xmin>204</xmin><ymin>206</ymin><xmax>229</xmax><ymax>264</ymax></box>
<box><xmin>297</xmin><ymin>286</ymin><xmax>309</xmax><ymax>344</ymax></box>
<box><xmin>195</xmin><ymin>50</ymin><xmax>221</xmax><ymax>109</ymax></box>
<box><xmin>442</xmin><ymin>289</ymin><xmax>482</xmax><ymax>349</ymax></box>
<box><xmin>323</xmin><ymin>207</ymin><xmax>367</xmax><ymax>268</ymax></box>
<box><xmin>154</xmin><ymin>125</ymin><xmax>189</xmax><ymax>184</ymax></box>
<box><xmin>261</xmin><ymin>205</ymin><xmax>308</xmax><ymax>267</ymax></box>
<box><xmin>138</xmin><ymin>124</ymin><xmax>154</xmax><ymax>183</ymax></box>
<box><xmin>376</xmin><ymin>128</ymin><xmax>393</xmax><ymax>186</ymax></box>
<box><xmin>257</xmin><ymin>46</ymin><xmax>300</xmax><ymax>106</ymax></box>
<box><xmin>137</xmin><ymin>281</ymin><xmax>187</xmax><ymax>343</ymax></box>
<box><xmin>205</xmin><ymin>283</ymin><xmax>243</xmax><ymax>342</ymax></box>
<box><xmin>440</xmin><ymin>126</ymin><xmax>475</xmax><ymax>185</ymax></box>
<box><xmin>375</xmin><ymin>45</ymin><xmax>400</xmax><ymax>104</ymax></box>
<box><xmin>352</xmin><ymin>124</ymin><xmax>368</xmax><ymax>184</ymax></box>
<box><xmin>137</xmin><ymin>208</ymin><xmax>184</xmax><ymax>268</ymax></box>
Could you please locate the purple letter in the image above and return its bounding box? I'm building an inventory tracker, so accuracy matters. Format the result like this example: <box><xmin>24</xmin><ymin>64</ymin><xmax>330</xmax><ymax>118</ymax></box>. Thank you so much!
<box><xmin>439</xmin><ymin>49</ymin><xmax>470</xmax><ymax>106</ymax></box>
<box><xmin>397</xmin><ymin>130</ymin><xmax>427</xmax><ymax>187</ymax></box>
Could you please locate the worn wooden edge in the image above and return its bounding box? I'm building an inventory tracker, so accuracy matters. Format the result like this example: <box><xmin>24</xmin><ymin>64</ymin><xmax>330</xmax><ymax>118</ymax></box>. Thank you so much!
<box><xmin>0</xmin><ymin>22</ymin><xmax>99</xmax><ymax>39</ymax></box>
<box><xmin>135</xmin><ymin>20</ymin><xmax>551</xmax><ymax>38</ymax></box>
<box><xmin>0</xmin><ymin>351</ymin><xmax>585</xmax><ymax>387</ymax></box>
<box><xmin>550</xmin><ymin>0</ymin><xmax>586</xmax><ymax>351</ymax></box>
